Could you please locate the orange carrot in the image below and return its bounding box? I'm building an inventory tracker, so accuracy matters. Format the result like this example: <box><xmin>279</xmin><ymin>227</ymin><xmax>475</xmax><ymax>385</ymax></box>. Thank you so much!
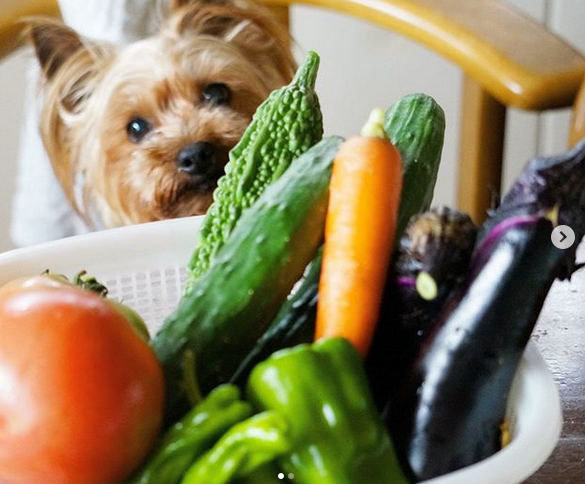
<box><xmin>315</xmin><ymin>108</ymin><xmax>403</xmax><ymax>357</ymax></box>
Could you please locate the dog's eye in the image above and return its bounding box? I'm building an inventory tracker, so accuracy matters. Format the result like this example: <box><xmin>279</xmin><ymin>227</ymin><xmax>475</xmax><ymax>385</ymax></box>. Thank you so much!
<box><xmin>201</xmin><ymin>83</ymin><xmax>231</xmax><ymax>106</ymax></box>
<box><xmin>127</xmin><ymin>117</ymin><xmax>152</xmax><ymax>143</ymax></box>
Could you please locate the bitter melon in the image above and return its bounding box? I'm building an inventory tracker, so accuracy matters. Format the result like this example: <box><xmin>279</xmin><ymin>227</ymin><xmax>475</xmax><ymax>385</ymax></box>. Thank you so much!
<box><xmin>187</xmin><ymin>51</ymin><xmax>324</xmax><ymax>284</ymax></box>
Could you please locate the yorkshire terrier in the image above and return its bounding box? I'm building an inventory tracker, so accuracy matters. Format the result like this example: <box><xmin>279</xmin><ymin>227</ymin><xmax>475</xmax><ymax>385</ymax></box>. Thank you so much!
<box><xmin>29</xmin><ymin>0</ymin><xmax>295</xmax><ymax>228</ymax></box>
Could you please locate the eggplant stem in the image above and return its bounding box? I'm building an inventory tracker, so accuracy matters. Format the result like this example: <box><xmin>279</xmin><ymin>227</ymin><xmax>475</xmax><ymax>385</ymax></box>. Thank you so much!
<box><xmin>544</xmin><ymin>205</ymin><xmax>560</xmax><ymax>227</ymax></box>
<box><xmin>416</xmin><ymin>272</ymin><xmax>438</xmax><ymax>301</ymax></box>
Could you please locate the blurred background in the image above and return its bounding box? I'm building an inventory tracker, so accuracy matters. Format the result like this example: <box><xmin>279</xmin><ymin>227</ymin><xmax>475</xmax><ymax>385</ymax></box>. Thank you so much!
<box><xmin>0</xmin><ymin>0</ymin><xmax>584</xmax><ymax>253</ymax></box>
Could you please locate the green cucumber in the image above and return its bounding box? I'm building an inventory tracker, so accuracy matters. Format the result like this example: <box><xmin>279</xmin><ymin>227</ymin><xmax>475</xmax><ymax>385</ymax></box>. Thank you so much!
<box><xmin>384</xmin><ymin>93</ymin><xmax>446</xmax><ymax>237</ymax></box>
<box><xmin>230</xmin><ymin>248</ymin><xmax>323</xmax><ymax>388</ymax></box>
<box><xmin>153</xmin><ymin>136</ymin><xmax>343</xmax><ymax>420</ymax></box>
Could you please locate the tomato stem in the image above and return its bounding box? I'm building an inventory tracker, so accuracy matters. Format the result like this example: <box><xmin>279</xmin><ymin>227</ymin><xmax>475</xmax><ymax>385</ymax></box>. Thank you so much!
<box><xmin>72</xmin><ymin>270</ymin><xmax>109</xmax><ymax>297</ymax></box>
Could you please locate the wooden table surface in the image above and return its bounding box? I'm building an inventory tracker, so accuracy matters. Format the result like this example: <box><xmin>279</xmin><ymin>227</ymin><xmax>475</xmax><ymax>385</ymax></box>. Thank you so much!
<box><xmin>525</xmin><ymin>251</ymin><xmax>585</xmax><ymax>483</ymax></box>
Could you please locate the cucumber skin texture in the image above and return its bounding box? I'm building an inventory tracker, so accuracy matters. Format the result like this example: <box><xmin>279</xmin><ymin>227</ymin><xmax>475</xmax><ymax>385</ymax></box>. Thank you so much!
<box><xmin>187</xmin><ymin>52</ymin><xmax>323</xmax><ymax>283</ymax></box>
<box><xmin>384</xmin><ymin>93</ymin><xmax>446</xmax><ymax>237</ymax></box>
<box><xmin>230</xmin><ymin>248</ymin><xmax>323</xmax><ymax>388</ymax></box>
<box><xmin>153</xmin><ymin>136</ymin><xmax>343</xmax><ymax>419</ymax></box>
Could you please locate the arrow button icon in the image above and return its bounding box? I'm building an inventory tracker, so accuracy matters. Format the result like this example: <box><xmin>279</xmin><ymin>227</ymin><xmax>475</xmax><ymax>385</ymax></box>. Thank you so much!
<box><xmin>551</xmin><ymin>225</ymin><xmax>575</xmax><ymax>250</ymax></box>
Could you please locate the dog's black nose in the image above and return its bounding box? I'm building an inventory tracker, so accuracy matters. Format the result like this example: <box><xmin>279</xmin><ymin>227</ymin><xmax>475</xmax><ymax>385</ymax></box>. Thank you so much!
<box><xmin>176</xmin><ymin>142</ymin><xmax>216</xmax><ymax>176</ymax></box>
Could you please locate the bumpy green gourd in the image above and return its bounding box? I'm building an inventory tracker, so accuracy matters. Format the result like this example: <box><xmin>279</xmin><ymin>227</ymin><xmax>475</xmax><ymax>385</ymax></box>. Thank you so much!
<box><xmin>187</xmin><ymin>52</ymin><xmax>324</xmax><ymax>283</ymax></box>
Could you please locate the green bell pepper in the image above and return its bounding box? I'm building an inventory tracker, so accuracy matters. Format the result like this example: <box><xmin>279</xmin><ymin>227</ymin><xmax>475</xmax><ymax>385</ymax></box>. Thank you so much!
<box><xmin>130</xmin><ymin>385</ymin><xmax>252</xmax><ymax>484</ymax></box>
<box><xmin>181</xmin><ymin>411</ymin><xmax>291</xmax><ymax>484</ymax></box>
<box><xmin>237</xmin><ymin>464</ymin><xmax>292</xmax><ymax>484</ymax></box>
<box><xmin>247</xmin><ymin>338</ymin><xmax>409</xmax><ymax>484</ymax></box>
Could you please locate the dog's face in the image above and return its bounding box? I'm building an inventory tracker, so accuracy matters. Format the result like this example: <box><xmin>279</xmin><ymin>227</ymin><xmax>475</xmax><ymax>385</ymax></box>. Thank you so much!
<box><xmin>30</xmin><ymin>0</ymin><xmax>295</xmax><ymax>227</ymax></box>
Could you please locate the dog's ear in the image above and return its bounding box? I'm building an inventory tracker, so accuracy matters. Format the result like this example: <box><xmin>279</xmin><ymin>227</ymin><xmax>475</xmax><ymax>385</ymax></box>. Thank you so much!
<box><xmin>28</xmin><ymin>19</ymin><xmax>114</xmax><ymax>113</ymax></box>
<box><xmin>28</xmin><ymin>20</ymin><xmax>85</xmax><ymax>80</ymax></box>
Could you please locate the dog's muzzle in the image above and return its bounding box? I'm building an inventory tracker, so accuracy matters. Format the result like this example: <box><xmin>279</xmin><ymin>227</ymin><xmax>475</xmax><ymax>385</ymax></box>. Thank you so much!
<box><xmin>176</xmin><ymin>142</ymin><xmax>216</xmax><ymax>176</ymax></box>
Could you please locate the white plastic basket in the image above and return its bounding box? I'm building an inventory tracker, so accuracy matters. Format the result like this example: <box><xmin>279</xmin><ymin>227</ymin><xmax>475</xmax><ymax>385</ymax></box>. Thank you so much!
<box><xmin>0</xmin><ymin>216</ymin><xmax>562</xmax><ymax>484</ymax></box>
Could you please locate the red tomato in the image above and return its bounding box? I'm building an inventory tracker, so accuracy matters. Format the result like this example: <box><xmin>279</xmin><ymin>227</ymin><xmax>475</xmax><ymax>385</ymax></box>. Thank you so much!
<box><xmin>0</xmin><ymin>279</ymin><xmax>164</xmax><ymax>484</ymax></box>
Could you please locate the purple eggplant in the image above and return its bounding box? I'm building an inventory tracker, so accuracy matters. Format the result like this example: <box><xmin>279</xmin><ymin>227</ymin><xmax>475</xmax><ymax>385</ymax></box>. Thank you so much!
<box><xmin>391</xmin><ymin>207</ymin><xmax>477</xmax><ymax>332</ymax></box>
<box><xmin>366</xmin><ymin>207</ymin><xmax>476</xmax><ymax>408</ymax></box>
<box><xmin>388</xmin><ymin>139</ymin><xmax>585</xmax><ymax>482</ymax></box>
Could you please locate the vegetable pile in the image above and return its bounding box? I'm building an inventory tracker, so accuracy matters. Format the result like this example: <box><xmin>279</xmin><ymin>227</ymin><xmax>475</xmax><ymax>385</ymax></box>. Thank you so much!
<box><xmin>1</xmin><ymin>51</ymin><xmax>584</xmax><ymax>484</ymax></box>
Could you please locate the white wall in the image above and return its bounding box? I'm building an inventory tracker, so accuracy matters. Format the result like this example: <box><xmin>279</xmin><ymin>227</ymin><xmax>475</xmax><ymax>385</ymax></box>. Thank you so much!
<box><xmin>290</xmin><ymin>4</ymin><xmax>462</xmax><ymax>216</ymax></box>
<box><xmin>0</xmin><ymin>0</ymin><xmax>584</xmax><ymax>253</ymax></box>
<box><xmin>289</xmin><ymin>0</ymin><xmax>583</xmax><ymax>200</ymax></box>
<box><xmin>0</xmin><ymin>51</ymin><xmax>28</xmax><ymax>253</ymax></box>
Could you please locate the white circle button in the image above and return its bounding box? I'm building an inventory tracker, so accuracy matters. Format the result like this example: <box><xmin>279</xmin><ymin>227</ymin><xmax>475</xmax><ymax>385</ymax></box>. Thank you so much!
<box><xmin>551</xmin><ymin>225</ymin><xmax>575</xmax><ymax>249</ymax></box>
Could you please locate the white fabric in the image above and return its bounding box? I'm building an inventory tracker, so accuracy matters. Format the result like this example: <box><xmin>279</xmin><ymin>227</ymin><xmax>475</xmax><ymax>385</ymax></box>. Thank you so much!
<box><xmin>11</xmin><ymin>0</ymin><xmax>161</xmax><ymax>247</ymax></box>
<box><xmin>59</xmin><ymin>0</ymin><xmax>162</xmax><ymax>43</ymax></box>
